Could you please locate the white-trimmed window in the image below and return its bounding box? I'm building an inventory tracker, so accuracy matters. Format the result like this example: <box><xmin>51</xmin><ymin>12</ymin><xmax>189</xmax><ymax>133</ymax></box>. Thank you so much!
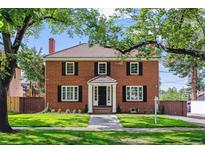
<box><xmin>66</xmin><ymin>62</ymin><xmax>75</xmax><ymax>75</ymax></box>
<box><xmin>130</xmin><ymin>62</ymin><xmax>139</xmax><ymax>75</ymax></box>
<box><xmin>126</xmin><ymin>86</ymin><xmax>143</xmax><ymax>101</ymax></box>
<box><xmin>98</xmin><ymin>62</ymin><xmax>107</xmax><ymax>75</ymax></box>
<box><xmin>61</xmin><ymin>86</ymin><xmax>79</xmax><ymax>101</ymax></box>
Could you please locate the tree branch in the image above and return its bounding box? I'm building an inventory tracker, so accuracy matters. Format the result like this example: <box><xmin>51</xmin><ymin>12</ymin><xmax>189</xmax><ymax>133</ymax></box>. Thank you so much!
<box><xmin>108</xmin><ymin>40</ymin><xmax>205</xmax><ymax>60</ymax></box>
<box><xmin>28</xmin><ymin>15</ymin><xmax>66</xmax><ymax>27</ymax></box>
<box><xmin>12</xmin><ymin>15</ymin><xmax>32</xmax><ymax>52</ymax></box>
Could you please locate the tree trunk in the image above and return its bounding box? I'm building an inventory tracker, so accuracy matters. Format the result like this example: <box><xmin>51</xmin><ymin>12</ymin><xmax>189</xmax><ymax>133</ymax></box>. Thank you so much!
<box><xmin>0</xmin><ymin>79</ymin><xmax>13</xmax><ymax>133</ymax></box>
<box><xmin>191</xmin><ymin>66</ymin><xmax>198</xmax><ymax>100</ymax></box>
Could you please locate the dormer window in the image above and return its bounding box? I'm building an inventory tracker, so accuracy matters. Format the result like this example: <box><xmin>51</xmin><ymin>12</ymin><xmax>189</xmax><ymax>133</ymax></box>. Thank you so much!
<box><xmin>98</xmin><ymin>62</ymin><xmax>107</xmax><ymax>75</ymax></box>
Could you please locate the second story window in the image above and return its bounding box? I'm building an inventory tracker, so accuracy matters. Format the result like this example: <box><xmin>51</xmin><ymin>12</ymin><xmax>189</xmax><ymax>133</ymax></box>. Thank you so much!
<box><xmin>130</xmin><ymin>62</ymin><xmax>139</xmax><ymax>75</ymax></box>
<box><xmin>98</xmin><ymin>62</ymin><xmax>107</xmax><ymax>75</ymax></box>
<box><xmin>66</xmin><ymin>62</ymin><xmax>75</xmax><ymax>75</ymax></box>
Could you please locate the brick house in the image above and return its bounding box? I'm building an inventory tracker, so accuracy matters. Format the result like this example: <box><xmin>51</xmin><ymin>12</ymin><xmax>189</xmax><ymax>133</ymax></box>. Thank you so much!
<box><xmin>7</xmin><ymin>67</ymin><xmax>23</xmax><ymax>97</ymax></box>
<box><xmin>44</xmin><ymin>38</ymin><xmax>159</xmax><ymax>113</ymax></box>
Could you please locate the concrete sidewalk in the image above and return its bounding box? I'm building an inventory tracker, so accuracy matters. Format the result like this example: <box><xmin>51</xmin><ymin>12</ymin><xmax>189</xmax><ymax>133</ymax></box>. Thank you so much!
<box><xmin>12</xmin><ymin>126</ymin><xmax>205</xmax><ymax>132</ymax></box>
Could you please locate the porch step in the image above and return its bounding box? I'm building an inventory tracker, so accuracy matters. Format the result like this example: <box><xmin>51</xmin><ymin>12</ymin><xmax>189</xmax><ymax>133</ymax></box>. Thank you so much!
<box><xmin>93</xmin><ymin>106</ymin><xmax>112</xmax><ymax>114</ymax></box>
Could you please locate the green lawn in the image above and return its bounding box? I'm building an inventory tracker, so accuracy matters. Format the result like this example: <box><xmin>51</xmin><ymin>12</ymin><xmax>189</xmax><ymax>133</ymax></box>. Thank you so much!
<box><xmin>0</xmin><ymin>130</ymin><xmax>205</xmax><ymax>144</ymax></box>
<box><xmin>118</xmin><ymin>114</ymin><xmax>198</xmax><ymax>128</ymax></box>
<box><xmin>9</xmin><ymin>113</ymin><xmax>89</xmax><ymax>127</ymax></box>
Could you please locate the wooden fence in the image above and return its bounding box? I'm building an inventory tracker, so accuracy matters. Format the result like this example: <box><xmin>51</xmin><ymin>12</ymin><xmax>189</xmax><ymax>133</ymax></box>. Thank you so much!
<box><xmin>159</xmin><ymin>100</ymin><xmax>187</xmax><ymax>116</ymax></box>
<box><xmin>7</xmin><ymin>97</ymin><xmax>45</xmax><ymax>113</ymax></box>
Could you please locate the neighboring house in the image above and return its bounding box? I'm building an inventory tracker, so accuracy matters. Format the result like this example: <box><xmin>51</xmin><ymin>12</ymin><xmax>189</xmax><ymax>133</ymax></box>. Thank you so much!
<box><xmin>197</xmin><ymin>92</ymin><xmax>205</xmax><ymax>101</ymax></box>
<box><xmin>44</xmin><ymin>38</ymin><xmax>159</xmax><ymax>113</ymax></box>
<box><xmin>7</xmin><ymin>67</ymin><xmax>23</xmax><ymax>96</ymax></box>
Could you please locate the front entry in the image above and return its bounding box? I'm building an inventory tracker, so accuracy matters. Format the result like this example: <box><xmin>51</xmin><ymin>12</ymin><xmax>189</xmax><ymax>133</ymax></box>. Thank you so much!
<box><xmin>98</xmin><ymin>86</ymin><xmax>107</xmax><ymax>106</ymax></box>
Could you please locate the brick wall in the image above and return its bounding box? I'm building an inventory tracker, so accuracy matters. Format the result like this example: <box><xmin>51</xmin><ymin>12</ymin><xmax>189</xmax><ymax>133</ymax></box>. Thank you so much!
<box><xmin>45</xmin><ymin>60</ymin><xmax>159</xmax><ymax>113</ymax></box>
<box><xmin>159</xmin><ymin>101</ymin><xmax>187</xmax><ymax>116</ymax></box>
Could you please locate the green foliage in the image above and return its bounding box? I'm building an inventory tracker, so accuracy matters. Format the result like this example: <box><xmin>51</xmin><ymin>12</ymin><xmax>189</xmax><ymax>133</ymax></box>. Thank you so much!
<box><xmin>0</xmin><ymin>53</ymin><xmax>9</xmax><ymax>79</ymax></box>
<box><xmin>9</xmin><ymin>113</ymin><xmax>89</xmax><ymax>127</ymax></box>
<box><xmin>160</xmin><ymin>87</ymin><xmax>188</xmax><ymax>100</ymax></box>
<box><xmin>17</xmin><ymin>47</ymin><xmax>44</xmax><ymax>86</ymax></box>
<box><xmin>118</xmin><ymin>114</ymin><xmax>198</xmax><ymax>128</ymax></box>
<box><xmin>87</xmin><ymin>9</ymin><xmax>205</xmax><ymax>60</ymax></box>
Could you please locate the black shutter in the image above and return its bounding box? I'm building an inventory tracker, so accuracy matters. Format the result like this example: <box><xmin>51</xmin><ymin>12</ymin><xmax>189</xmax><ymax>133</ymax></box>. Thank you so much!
<box><xmin>75</xmin><ymin>62</ymin><xmax>78</xmax><ymax>75</ymax></box>
<box><xmin>62</xmin><ymin>62</ymin><xmax>66</xmax><ymax>76</ymax></box>
<box><xmin>58</xmin><ymin>85</ymin><xmax>62</xmax><ymax>102</ymax></box>
<box><xmin>79</xmin><ymin>86</ymin><xmax>82</xmax><ymax>102</ymax></box>
<box><xmin>107</xmin><ymin>62</ymin><xmax>111</xmax><ymax>76</ymax></box>
<box><xmin>122</xmin><ymin>86</ymin><xmax>126</xmax><ymax>102</ymax></box>
<box><xmin>143</xmin><ymin>85</ymin><xmax>147</xmax><ymax>102</ymax></box>
<box><xmin>139</xmin><ymin>62</ymin><xmax>143</xmax><ymax>75</ymax></box>
<box><xmin>126</xmin><ymin>62</ymin><xmax>130</xmax><ymax>75</ymax></box>
<box><xmin>94</xmin><ymin>62</ymin><xmax>98</xmax><ymax>76</ymax></box>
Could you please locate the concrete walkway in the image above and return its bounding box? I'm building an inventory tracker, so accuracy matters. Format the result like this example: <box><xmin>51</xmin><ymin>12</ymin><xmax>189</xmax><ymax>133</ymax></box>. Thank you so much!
<box><xmin>12</xmin><ymin>126</ymin><xmax>205</xmax><ymax>132</ymax></box>
<box><xmin>88</xmin><ymin>114</ymin><xmax>123</xmax><ymax>129</ymax></box>
<box><xmin>169</xmin><ymin>115</ymin><xmax>205</xmax><ymax>127</ymax></box>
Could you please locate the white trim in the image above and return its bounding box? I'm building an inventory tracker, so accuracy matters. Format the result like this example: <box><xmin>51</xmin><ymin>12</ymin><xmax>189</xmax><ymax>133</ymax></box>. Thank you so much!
<box><xmin>112</xmin><ymin>85</ymin><xmax>117</xmax><ymax>113</ymax></box>
<box><xmin>130</xmin><ymin>62</ymin><xmax>139</xmax><ymax>75</ymax></box>
<box><xmin>88</xmin><ymin>82</ymin><xmax>117</xmax><ymax>86</ymax></box>
<box><xmin>93</xmin><ymin>86</ymin><xmax>98</xmax><ymax>106</ymax></box>
<box><xmin>61</xmin><ymin>86</ymin><xmax>79</xmax><ymax>101</ymax></box>
<box><xmin>98</xmin><ymin>62</ymin><xmax>107</xmax><ymax>75</ymax></box>
<box><xmin>106</xmin><ymin>86</ymin><xmax>112</xmax><ymax>106</ymax></box>
<box><xmin>65</xmin><ymin>62</ymin><xmax>75</xmax><ymax>75</ymax></box>
<box><xmin>44</xmin><ymin>57</ymin><xmax>160</xmax><ymax>61</ymax></box>
<box><xmin>126</xmin><ymin>86</ymin><xmax>143</xmax><ymax>101</ymax></box>
<box><xmin>88</xmin><ymin>85</ymin><xmax>93</xmax><ymax>113</ymax></box>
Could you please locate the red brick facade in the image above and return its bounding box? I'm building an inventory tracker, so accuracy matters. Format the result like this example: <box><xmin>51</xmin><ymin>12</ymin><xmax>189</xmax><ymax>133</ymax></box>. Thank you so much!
<box><xmin>45</xmin><ymin>60</ymin><xmax>159</xmax><ymax>113</ymax></box>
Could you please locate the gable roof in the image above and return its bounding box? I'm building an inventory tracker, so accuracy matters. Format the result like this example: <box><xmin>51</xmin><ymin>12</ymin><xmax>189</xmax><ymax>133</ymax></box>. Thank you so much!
<box><xmin>88</xmin><ymin>76</ymin><xmax>117</xmax><ymax>84</ymax></box>
<box><xmin>44</xmin><ymin>43</ymin><xmax>160</xmax><ymax>61</ymax></box>
<box><xmin>45</xmin><ymin>43</ymin><xmax>124</xmax><ymax>58</ymax></box>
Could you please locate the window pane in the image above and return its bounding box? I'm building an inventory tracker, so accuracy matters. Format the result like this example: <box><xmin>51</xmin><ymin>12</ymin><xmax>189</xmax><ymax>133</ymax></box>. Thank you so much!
<box><xmin>107</xmin><ymin>86</ymin><xmax>110</xmax><ymax>101</ymax></box>
<box><xmin>66</xmin><ymin>63</ymin><xmax>74</xmax><ymax>74</ymax></box>
<box><xmin>99</xmin><ymin>63</ymin><xmax>106</xmax><ymax>74</ymax></box>
<box><xmin>126</xmin><ymin>86</ymin><xmax>143</xmax><ymax>101</ymax></box>
<box><xmin>131</xmin><ymin>63</ymin><xmax>138</xmax><ymax>74</ymax></box>
<box><xmin>94</xmin><ymin>87</ymin><xmax>98</xmax><ymax>101</ymax></box>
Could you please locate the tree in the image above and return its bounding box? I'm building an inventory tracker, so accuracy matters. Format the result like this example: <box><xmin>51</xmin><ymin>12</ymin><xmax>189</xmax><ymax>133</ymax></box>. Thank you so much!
<box><xmin>163</xmin><ymin>54</ymin><xmax>205</xmax><ymax>100</ymax></box>
<box><xmin>160</xmin><ymin>87</ymin><xmax>188</xmax><ymax>101</ymax></box>
<box><xmin>88</xmin><ymin>9</ymin><xmax>205</xmax><ymax>60</ymax></box>
<box><xmin>0</xmin><ymin>8</ymin><xmax>102</xmax><ymax>132</ymax></box>
<box><xmin>17</xmin><ymin>47</ymin><xmax>45</xmax><ymax>96</ymax></box>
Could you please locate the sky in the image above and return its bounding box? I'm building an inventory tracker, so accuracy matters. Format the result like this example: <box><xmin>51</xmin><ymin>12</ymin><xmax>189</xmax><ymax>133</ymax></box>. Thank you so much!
<box><xmin>24</xmin><ymin>9</ymin><xmax>188</xmax><ymax>91</ymax></box>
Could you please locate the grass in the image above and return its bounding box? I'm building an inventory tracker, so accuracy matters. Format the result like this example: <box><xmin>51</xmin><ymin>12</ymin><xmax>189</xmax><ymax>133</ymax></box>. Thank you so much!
<box><xmin>9</xmin><ymin>113</ymin><xmax>89</xmax><ymax>127</ymax></box>
<box><xmin>0</xmin><ymin>130</ymin><xmax>205</xmax><ymax>145</ymax></box>
<box><xmin>118</xmin><ymin>114</ymin><xmax>199</xmax><ymax>128</ymax></box>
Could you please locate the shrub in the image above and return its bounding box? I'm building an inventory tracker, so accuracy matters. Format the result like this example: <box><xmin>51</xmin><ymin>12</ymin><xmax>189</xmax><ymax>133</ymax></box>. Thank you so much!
<box><xmin>84</xmin><ymin>104</ymin><xmax>88</xmax><ymax>113</ymax></box>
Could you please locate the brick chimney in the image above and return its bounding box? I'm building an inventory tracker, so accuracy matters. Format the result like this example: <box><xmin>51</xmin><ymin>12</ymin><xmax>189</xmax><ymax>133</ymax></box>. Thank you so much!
<box><xmin>49</xmin><ymin>38</ymin><xmax>55</xmax><ymax>54</ymax></box>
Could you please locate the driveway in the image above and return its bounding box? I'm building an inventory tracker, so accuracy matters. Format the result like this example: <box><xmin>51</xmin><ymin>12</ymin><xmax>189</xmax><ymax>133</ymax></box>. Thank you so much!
<box><xmin>88</xmin><ymin>114</ymin><xmax>122</xmax><ymax>130</ymax></box>
<box><xmin>169</xmin><ymin>115</ymin><xmax>205</xmax><ymax>127</ymax></box>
